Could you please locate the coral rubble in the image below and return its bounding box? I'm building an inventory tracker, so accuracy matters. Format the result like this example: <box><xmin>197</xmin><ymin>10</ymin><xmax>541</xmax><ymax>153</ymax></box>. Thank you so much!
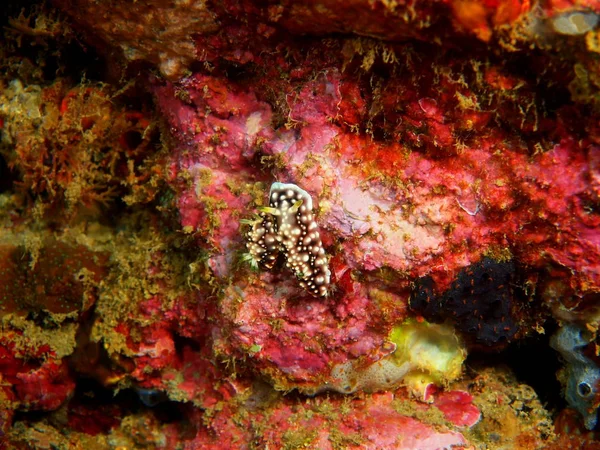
<box><xmin>0</xmin><ymin>0</ymin><xmax>600</xmax><ymax>448</ymax></box>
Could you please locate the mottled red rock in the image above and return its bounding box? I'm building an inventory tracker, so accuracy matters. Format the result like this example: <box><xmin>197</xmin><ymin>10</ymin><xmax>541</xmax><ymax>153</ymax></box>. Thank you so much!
<box><xmin>0</xmin><ymin>338</ymin><xmax>75</xmax><ymax>412</ymax></box>
<box><xmin>2</xmin><ymin>0</ymin><xmax>599</xmax><ymax>447</ymax></box>
<box><xmin>433</xmin><ymin>389</ymin><xmax>481</xmax><ymax>427</ymax></box>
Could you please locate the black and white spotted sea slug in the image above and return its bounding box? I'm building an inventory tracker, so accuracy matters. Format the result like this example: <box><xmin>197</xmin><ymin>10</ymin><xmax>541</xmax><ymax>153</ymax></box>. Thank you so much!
<box><xmin>243</xmin><ymin>182</ymin><xmax>331</xmax><ymax>297</ymax></box>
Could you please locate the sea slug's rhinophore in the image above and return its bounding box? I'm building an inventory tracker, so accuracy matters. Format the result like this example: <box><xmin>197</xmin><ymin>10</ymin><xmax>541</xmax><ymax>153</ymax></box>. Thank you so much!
<box><xmin>551</xmin><ymin>323</ymin><xmax>600</xmax><ymax>430</ymax></box>
<box><xmin>244</xmin><ymin>182</ymin><xmax>331</xmax><ymax>297</ymax></box>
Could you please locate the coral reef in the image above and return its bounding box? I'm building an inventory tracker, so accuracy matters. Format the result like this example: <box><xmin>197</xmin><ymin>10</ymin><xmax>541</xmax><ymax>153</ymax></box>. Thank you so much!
<box><xmin>0</xmin><ymin>79</ymin><xmax>160</xmax><ymax>222</ymax></box>
<box><xmin>0</xmin><ymin>0</ymin><xmax>599</xmax><ymax>448</ymax></box>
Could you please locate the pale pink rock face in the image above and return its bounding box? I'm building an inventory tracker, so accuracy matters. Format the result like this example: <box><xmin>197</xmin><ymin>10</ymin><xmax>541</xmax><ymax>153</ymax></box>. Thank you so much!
<box><xmin>142</xmin><ymin>5</ymin><xmax>600</xmax><ymax>442</ymax></box>
<box><xmin>160</xmin><ymin>69</ymin><xmax>600</xmax><ymax>295</ymax></box>
<box><xmin>151</xmin><ymin>53</ymin><xmax>600</xmax><ymax>398</ymax></box>
<box><xmin>159</xmin><ymin>71</ymin><xmax>453</xmax><ymax>282</ymax></box>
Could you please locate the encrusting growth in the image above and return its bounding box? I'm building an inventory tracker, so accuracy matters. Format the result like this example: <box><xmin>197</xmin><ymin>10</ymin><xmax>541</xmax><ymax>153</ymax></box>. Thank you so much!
<box><xmin>244</xmin><ymin>182</ymin><xmax>331</xmax><ymax>297</ymax></box>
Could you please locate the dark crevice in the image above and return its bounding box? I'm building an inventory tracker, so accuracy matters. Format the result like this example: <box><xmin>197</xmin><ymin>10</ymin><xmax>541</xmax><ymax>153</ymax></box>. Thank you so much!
<box><xmin>0</xmin><ymin>154</ymin><xmax>16</xmax><ymax>193</ymax></box>
<box><xmin>467</xmin><ymin>320</ymin><xmax>565</xmax><ymax>415</ymax></box>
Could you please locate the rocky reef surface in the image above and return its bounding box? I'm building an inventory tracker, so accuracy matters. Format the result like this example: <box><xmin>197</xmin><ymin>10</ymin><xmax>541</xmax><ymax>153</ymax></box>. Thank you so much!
<box><xmin>1</xmin><ymin>0</ymin><xmax>600</xmax><ymax>448</ymax></box>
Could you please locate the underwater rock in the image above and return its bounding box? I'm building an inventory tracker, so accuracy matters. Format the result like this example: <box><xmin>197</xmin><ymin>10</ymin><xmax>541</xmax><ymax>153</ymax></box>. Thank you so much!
<box><xmin>155</xmin><ymin>63</ymin><xmax>600</xmax><ymax>300</ymax></box>
<box><xmin>1</xmin><ymin>0</ymin><xmax>600</xmax><ymax>447</ymax></box>
<box><xmin>0</xmin><ymin>79</ymin><xmax>156</xmax><ymax>222</ymax></box>
<box><xmin>0</xmin><ymin>337</ymin><xmax>76</xmax><ymax>412</ymax></box>
<box><xmin>0</xmin><ymin>384</ymin><xmax>15</xmax><ymax>439</ymax></box>
<box><xmin>0</xmin><ymin>231</ymin><xmax>107</xmax><ymax>414</ymax></box>
<box><xmin>149</xmin><ymin>40</ymin><xmax>600</xmax><ymax>403</ymax></box>
<box><xmin>53</xmin><ymin>0</ymin><xmax>600</xmax><ymax>79</ymax></box>
<box><xmin>0</xmin><ymin>234</ymin><xmax>108</xmax><ymax>319</ymax></box>
<box><xmin>551</xmin><ymin>323</ymin><xmax>600</xmax><ymax>430</ymax></box>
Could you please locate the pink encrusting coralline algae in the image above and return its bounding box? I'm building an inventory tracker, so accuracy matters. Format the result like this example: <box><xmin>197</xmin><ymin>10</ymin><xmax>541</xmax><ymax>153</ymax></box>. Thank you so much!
<box><xmin>150</xmin><ymin>57</ymin><xmax>600</xmax><ymax>402</ymax></box>
<box><xmin>149</xmin><ymin>39</ymin><xmax>600</xmax><ymax>442</ymax></box>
